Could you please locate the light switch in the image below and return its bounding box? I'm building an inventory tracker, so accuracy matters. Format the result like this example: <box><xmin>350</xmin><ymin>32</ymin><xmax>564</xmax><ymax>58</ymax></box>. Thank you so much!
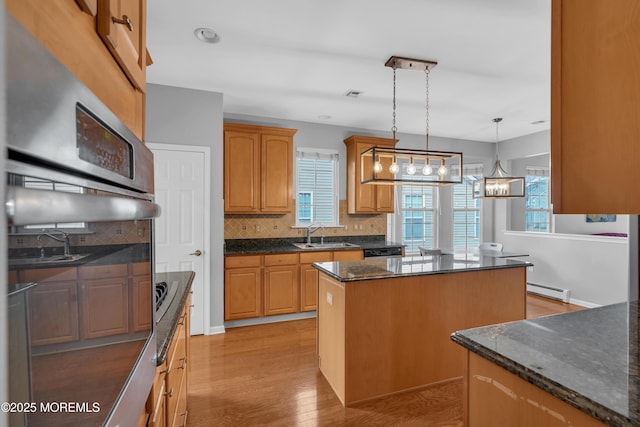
<box><xmin>326</xmin><ymin>292</ymin><xmax>333</xmax><ymax>305</ymax></box>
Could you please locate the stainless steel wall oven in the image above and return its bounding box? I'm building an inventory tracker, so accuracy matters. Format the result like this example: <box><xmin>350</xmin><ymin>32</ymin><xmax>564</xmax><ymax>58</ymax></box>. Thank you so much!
<box><xmin>6</xmin><ymin>15</ymin><xmax>160</xmax><ymax>427</ymax></box>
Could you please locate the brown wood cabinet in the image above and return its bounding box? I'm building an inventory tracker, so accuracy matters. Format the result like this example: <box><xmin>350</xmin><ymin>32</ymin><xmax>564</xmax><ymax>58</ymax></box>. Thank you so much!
<box><xmin>22</xmin><ymin>267</ymin><xmax>79</xmax><ymax>346</ymax></box>
<box><xmin>551</xmin><ymin>0</ymin><xmax>640</xmax><ymax>213</ymax></box>
<box><xmin>146</xmin><ymin>298</ymin><xmax>191</xmax><ymax>427</ymax></box>
<box><xmin>224</xmin><ymin>255</ymin><xmax>263</xmax><ymax>320</ymax></box>
<box><xmin>130</xmin><ymin>262</ymin><xmax>151</xmax><ymax>332</ymax></box>
<box><xmin>225</xmin><ymin>249</ymin><xmax>363</xmax><ymax>319</ymax></box>
<box><xmin>97</xmin><ymin>0</ymin><xmax>147</xmax><ymax>92</ymax></box>
<box><xmin>264</xmin><ymin>253</ymin><xmax>299</xmax><ymax>316</ymax></box>
<box><xmin>6</xmin><ymin>0</ymin><xmax>148</xmax><ymax>139</ymax></box>
<box><xmin>344</xmin><ymin>135</ymin><xmax>397</xmax><ymax>214</ymax></box>
<box><xmin>224</xmin><ymin>123</ymin><xmax>296</xmax><ymax>214</ymax></box>
<box><xmin>78</xmin><ymin>264</ymin><xmax>129</xmax><ymax>339</ymax></box>
<box><xmin>465</xmin><ymin>352</ymin><xmax>606</xmax><ymax>426</ymax></box>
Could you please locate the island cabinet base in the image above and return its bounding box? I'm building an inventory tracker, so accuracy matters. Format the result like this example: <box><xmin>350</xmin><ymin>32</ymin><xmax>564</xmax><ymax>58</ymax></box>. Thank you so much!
<box><xmin>317</xmin><ymin>267</ymin><xmax>527</xmax><ymax>406</ymax></box>
<box><xmin>465</xmin><ymin>352</ymin><xmax>606</xmax><ymax>427</ymax></box>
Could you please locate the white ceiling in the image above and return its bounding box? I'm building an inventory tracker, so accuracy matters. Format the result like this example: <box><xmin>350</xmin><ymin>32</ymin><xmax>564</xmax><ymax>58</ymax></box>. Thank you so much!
<box><xmin>146</xmin><ymin>0</ymin><xmax>551</xmax><ymax>143</ymax></box>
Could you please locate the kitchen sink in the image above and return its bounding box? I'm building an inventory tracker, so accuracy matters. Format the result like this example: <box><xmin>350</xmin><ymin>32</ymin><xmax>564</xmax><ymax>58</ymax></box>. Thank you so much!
<box><xmin>9</xmin><ymin>253</ymin><xmax>92</xmax><ymax>266</ymax></box>
<box><xmin>292</xmin><ymin>242</ymin><xmax>360</xmax><ymax>250</ymax></box>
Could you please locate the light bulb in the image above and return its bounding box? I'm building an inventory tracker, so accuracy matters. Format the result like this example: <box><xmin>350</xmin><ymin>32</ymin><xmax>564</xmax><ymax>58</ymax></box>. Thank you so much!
<box><xmin>389</xmin><ymin>162</ymin><xmax>399</xmax><ymax>174</ymax></box>
<box><xmin>407</xmin><ymin>163</ymin><xmax>416</xmax><ymax>175</ymax></box>
<box><xmin>437</xmin><ymin>164</ymin><xmax>448</xmax><ymax>176</ymax></box>
<box><xmin>374</xmin><ymin>162</ymin><xmax>383</xmax><ymax>173</ymax></box>
<box><xmin>422</xmin><ymin>164</ymin><xmax>433</xmax><ymax>175</ymax></box>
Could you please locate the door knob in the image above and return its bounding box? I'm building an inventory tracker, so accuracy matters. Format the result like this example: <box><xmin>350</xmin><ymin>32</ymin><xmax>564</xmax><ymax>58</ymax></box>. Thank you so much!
<box><xmin>190</xmin><ymin>250</ymin><xmax>202</xmax><ymax>256</ymax></box>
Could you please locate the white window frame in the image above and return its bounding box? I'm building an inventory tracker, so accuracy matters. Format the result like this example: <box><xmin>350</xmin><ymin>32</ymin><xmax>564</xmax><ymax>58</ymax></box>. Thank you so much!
<box><xmin>294</xmin><ymin>147</ymin><xmax>339</xmax><ymax>227</ymax></box>
<box><xmin>525</xmin><ymin>167</ymin><xmax>551</xmax><ymax>233</ymax></box>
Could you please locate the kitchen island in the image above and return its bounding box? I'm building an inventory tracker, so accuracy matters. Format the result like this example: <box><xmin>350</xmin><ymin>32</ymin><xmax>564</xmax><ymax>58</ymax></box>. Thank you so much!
<box><xmin>313</xmin><ymin>254</ymin><xmax>530</xmax><ymax>406</ymax></box>
<box><xmin>452</xmin><ymin>301</ymin><xmax>639</xmax><ymax>426</ymax></box>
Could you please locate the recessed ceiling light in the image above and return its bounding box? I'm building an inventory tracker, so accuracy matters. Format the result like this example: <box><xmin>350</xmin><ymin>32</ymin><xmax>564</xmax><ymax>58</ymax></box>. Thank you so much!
<box><xmin>194</xmin><ymin>27</ymin><xmax>220</xmax><ymax>44</ymax></box>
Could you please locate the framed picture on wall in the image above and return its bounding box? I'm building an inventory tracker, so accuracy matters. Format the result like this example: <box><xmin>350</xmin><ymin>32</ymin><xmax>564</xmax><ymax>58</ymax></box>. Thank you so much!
<box><xmin>586</xmin><ymin>214</ymin><xmax>617</xmax><ymax>223</ymax></box>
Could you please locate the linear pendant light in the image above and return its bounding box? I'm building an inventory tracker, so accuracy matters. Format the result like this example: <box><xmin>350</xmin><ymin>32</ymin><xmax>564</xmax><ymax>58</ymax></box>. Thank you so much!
<box><xmin>473</xmin><ymin>117</ymin><xmax>525</xmax><ymax>198</ymax></box>
<box><xmin>360</xmin><ymin>56</ymin><xmax>463</xmax><ymax>186</ymax></box>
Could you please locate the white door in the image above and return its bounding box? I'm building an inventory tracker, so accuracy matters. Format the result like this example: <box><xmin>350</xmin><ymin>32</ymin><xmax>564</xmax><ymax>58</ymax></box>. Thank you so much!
<box><xmin>149</xmin><ymin>143</ymin><xmax>210</xmax><ymax>335</ymax></box>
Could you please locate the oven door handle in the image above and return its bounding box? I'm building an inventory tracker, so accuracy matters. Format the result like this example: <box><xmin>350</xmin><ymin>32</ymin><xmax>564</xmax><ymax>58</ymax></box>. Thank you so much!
<box><xmin>6</xmin><ymin>186</ymin><xmax>161</xmax><ymax>226</ymax></box>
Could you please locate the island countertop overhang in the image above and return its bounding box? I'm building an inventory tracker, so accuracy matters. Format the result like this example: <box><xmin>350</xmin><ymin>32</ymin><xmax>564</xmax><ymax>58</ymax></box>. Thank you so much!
<box><xmin>313</xmin><ymin>254</ymin><xmax>532</xmax><ymax>282</ymax></box>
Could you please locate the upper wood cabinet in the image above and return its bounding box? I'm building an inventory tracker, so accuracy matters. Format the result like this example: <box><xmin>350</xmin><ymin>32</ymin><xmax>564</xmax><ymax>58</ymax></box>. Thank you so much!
<box><xmin>224</xmin><ymin>123</ymin><xmax>297</xmax><ymax>214</ymax></box>
<box><xmin>551</xmin><ymin>0</ymin><xmax>640</xmax><ymax>213</ymax></box>
<box><xmin>6</xmin><ymin>0</ymin><xmax>148</xmax><ymax>139</ymax></box>
<box><xmin>344</xmin><ymin>135</ymin><xmax>397</xmax><ymax>214</ymax></box>
<box><xmin>97</xmin><ymin>0</ymin><xmax>147</xmax><ymax>92</ymax></box>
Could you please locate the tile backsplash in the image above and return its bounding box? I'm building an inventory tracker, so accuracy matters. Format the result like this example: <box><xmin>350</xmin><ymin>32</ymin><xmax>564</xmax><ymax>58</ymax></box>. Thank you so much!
<box><xmin>224</xmin><ymin>200</ymin><xmax>387</xmax><ymax>239</ymax></box>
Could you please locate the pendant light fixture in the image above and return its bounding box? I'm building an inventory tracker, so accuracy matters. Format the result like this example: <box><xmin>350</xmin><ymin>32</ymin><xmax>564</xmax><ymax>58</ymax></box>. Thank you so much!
<box><xmin>472</xmin><ymin>118</ymin><xmax>525</xmax><ymax>198</ymax></box>
<box><xmin>360</xmin><ymin>56</ymin><xmax>463</xmax><ymax>186</ymax></box>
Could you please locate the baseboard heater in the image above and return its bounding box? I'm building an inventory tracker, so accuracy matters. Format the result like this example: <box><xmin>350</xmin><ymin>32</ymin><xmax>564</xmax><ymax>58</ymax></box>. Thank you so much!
<box><xmin>527</xmin><ymin>282</ymin><xmax>571</xmax><ymax>303</ymax></box>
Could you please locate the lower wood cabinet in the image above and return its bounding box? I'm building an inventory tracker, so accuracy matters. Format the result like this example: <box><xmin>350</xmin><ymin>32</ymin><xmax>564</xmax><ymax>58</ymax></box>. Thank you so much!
<box><xmin>21</xmin><ymin>267</ymin><xmax>79</xmax><ymax>346</ymax></box>
<box><xmin>225</xmin><ymin>249</ymin><xmax>363</xmax><ymax>320</ymax></box>
<box><xmin>146</xmin><ymin>298</ymin><xmax>191</xmax><ymax>427</ymax></box>
<box><xmin>78</xmin><ymin>264</ymin><xmax>129</xmax><ymax>340</ymax></box>
<box><xmin>130</xmin><ymin>262</ymin><xmax>152</xmax><ymax>332</ymax></box>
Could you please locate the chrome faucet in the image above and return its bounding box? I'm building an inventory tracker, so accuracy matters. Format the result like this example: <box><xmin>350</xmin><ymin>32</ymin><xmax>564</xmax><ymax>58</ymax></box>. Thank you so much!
<box><xmin>306</xmin><ymin>223</ymin><xmax>324</xmax><ymax>245</ymax></box>
<box><xmin>37</xmin><ymin>229</ymin><xmax>72</xmax><ymax>256</ymax></box>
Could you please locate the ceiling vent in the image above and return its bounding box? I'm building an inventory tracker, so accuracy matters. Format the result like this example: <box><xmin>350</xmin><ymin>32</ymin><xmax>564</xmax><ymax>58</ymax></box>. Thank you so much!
<box><xmin>345</xmin><ymin>90</ymin><xmax>363</xmax><ymax>98</ymax></box>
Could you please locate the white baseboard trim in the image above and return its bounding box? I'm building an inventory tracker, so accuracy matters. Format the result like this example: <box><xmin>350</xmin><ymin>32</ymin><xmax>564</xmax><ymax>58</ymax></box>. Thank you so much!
<box><xmin>224</xmin><ymin>311</ymin><xmax>317</xmax><ymax>329</ymax></box>
<box><xmin>568</xmin><ymin>298</ymin><xmax>601</xmax><ymax>309</ymax></box>
<box><xmin>207</xmin><ymin>325</ymin><xmax>226</xmax><ymax>335</ymax></box>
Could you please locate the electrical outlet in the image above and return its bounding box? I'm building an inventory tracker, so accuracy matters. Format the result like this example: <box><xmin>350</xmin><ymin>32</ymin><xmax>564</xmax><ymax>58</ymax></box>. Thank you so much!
<box><xmin>255</xmin><ymin>225</ymin><xmax>261</xmax><ymax>232</ymax></box>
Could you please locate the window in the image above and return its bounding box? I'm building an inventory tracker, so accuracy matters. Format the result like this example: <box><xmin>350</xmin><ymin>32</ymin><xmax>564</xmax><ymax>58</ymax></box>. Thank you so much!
<box><xmin>295</xmin><ymin>148</ymin><xmax>339</xmax><ymax>226</ymax></box>
<box><xmin>453</xmin><ymin>175</ymin><xmax>481</xmax><ymax>250</ymax></box>
<box><xmin>525</xmin><ymin>167</ymin><xmax>551</xmax><ymax>232</ymax></box>
<box><xmin>23</xmin><ymin>177</ymin><xmax>86</xmax><ymax>229</ymax></box>
<box><xmin>399</xmin><ymin>178</ymin><xmax>436</xmax><ymax>254</ymax></box>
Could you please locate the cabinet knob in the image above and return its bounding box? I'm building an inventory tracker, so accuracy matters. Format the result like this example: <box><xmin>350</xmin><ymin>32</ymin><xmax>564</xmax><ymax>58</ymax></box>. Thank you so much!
<box><xmin>112</xmin><ymin>14</ymin><xmax>133</xmax><ymax>31</ymax></box>
<box><xmin>190</xmin><ymin>250</ymin><xmax>202</xmax><ymax>256</ymax></box>
<box><xmin>164</xmin><ymin>388</ymin><xmax>174</xmax><ymax>398</ymax></box>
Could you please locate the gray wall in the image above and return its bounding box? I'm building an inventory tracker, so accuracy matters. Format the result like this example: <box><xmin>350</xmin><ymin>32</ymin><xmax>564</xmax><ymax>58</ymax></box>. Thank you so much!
<box><xmin>146</xmin><ymin>83</ymin><xmax>225</xmax><ymax>332</ymax></box>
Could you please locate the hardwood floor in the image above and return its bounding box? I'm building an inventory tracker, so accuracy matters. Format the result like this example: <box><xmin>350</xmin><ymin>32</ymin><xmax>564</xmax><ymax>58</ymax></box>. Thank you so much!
<box><xmin>187</xmin><ymin>295</ymin><xmax>585</xmax><ymax>427</ymax></box>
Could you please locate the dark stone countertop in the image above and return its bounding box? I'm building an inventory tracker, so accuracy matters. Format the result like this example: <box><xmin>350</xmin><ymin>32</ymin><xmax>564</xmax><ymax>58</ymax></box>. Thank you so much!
<box><xmin>8</xmin><ymin>243</ymin><xmax>150</xmax><ymax>271</ymax></box>
<box><xmin>451</xmin><ymin>301</ymin><xmax>640</xmax><ymax>426</ymax></box>
<box><xmin>224</xmin><ymin>235</ymin><xmax>404</xmax><ymax>255</ymax></box>
<box><xmin>155</xmin><ymin>271</ymin><xmax>194</xmax><ymax>365</ymax></box>
<box><xmin>313</xmin><ymin>253</ymin><xmax>530</xmax><ymax>282</ymax></box>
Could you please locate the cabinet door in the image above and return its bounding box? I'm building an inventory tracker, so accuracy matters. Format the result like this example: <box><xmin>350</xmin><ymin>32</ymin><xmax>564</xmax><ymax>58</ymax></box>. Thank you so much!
<box><xmin>97</xmin><ymin>0</ymin><xmax>147</xmax><ymax>91</ymax></box>
<box><xmin>29</xmin><ymin>282</ymin><xmax>79</xmax><ymax>346</ymax></box>
<box><xmin>224</xmin><ymin>130</ymin><xmax>260</xmax><ymax>213</ymax></box>
<box><xmin>332</xmin><ymin>249</ymin><xmax>364</xmax><ymax>261</ymax></box>
<box><xmin>130</xmin><ymin>275</ymin><xmax>151</xmax><ymax>332</ymax></box>
<box><xmin>224</xmin><ymin>267</ymin><xmax>262</xmax><ymax>320</ymax></box>
<box><xmin>299</xmin><ymin>264</ymin><xmax>319</xmax><ymax>312</ymax></box>
<box><xmin>264</xmin><ymin>265</ymin><xmax>298</xmax><ymax>316</ymax></box>
<box><xmin>551</xmin><ymin>0</ymin><xmax>640</xmax><ymax>213</ymax></box>
<box><xmin>353</xmin><ymin>142</ymin><xmax>376</xmax><ymax>213</ymax></box>
<box><xmin>79</xmin><ymin>277</ymin><xmax>129</xmax><ymax>339</ymax></box>
<box><xmin>261</xmin><ymin>133</ymin><xmax>293</xmax><ymax>213</ymax></box>
<box><xmin>375</xmin><ymin>153</ymin><xmax>395</xmax><ymax>212</ymax></box>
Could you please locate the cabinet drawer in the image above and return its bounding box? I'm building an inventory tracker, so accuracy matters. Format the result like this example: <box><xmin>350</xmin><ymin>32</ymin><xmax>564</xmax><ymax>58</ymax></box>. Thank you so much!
<box><xmin>225</xmin><ymin>255</ymin><xmax>262</xmax><ymax>269</ymax></box>
<box><xmin>79</xmin><ymin>264</ymin><xmax>128</xmax><ymax>279</ymax></box>
<box><xmin>20</xmin><ymin>266</ymin><xmax>78</xmax><ymax>283</ymax></box>
<box><xmin>129</xmin><ymin>261</ymin><xmax>151</xmax><ymax>276</ymax></box>
<box><xmin>299</xmin><ymin>251</ymin><xmax>332</xmax><ymax>264</ymax></box>
<box><xmin>264</xmin><ymin>253</ymin><xmax>298</xmax><ymax>266</ymax></box>
<box><xmin>332</xmin><ymin>250</ymin><xmax>363</xmax><ymax>261</ymax></box>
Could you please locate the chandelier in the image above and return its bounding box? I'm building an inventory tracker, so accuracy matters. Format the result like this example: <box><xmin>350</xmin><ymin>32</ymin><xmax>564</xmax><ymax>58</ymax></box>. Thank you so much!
<box><xmin>360</xmin><ymin>56</ymin><xmax>463</xmax><ymax>186</ymax></box>
<box><xmin>472</xmin><ymin>118</ymin><xmax>525</xmax><ymax>198</ymax></box>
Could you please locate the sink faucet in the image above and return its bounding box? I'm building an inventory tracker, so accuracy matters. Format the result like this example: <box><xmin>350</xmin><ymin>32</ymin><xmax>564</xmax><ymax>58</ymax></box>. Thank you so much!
<box><xmin>37</xmin><ymin>229</ymin><xmax>71</xmax><ymax>256</ymax></box>
<box><xmin>306</xmin><ymin>223</ymin><xmax>324</xmax><ymax>245</ymax></box>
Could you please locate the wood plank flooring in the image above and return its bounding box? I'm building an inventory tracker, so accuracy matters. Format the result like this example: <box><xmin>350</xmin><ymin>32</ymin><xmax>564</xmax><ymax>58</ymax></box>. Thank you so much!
<box><xmin>187</xmin><ymin>295</ymin><xmax>585</xmax><ymax>427</ymax></box>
